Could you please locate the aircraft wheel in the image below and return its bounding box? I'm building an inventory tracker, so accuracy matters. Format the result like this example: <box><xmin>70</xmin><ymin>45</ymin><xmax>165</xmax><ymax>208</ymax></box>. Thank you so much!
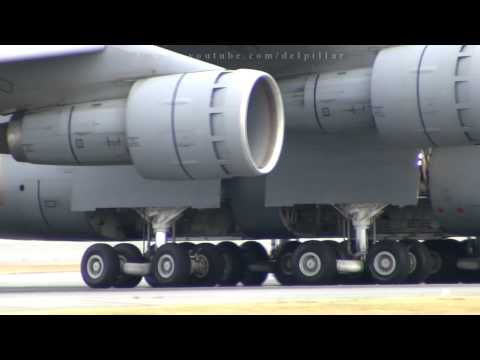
<box><xmin>144</xmin><ymin>274</ymin><xmax>162</xmax><ymax>288</ymax></box>
<box><xmin>292</xmin><ymin>241</ymin><xmax>337</xmax><ymax>285</ymax></box>
<box><xmin>190</xmin><ymin>243</ymin><xmax>225</xmax><ymax>287</ymax></box>
<box><xmin>113</xmin><ymin>243</ymin><xmax>144</xmax><ymax>288</ymax></box>
<box><xmin>217</xmin><ymin>242</ymin><xmax>245</xmax><ymax>286</ymax></box>
<box><xmin>424</xmin><ymin>240</ymin><xmax>461</xmax><ymax>283</ymax></box>
<box><xmin>458</xmin><ymin>239</ymin><xmax>480</xmax><ymax>283</ymax></box>
<box><xmin>178</xmin><ymin>242</ymin><xmax>197</xmax><ymax>254</ymax></box>
<box><xmin>273</xmin><ymin>241</ymin><xmax>300</xmax><ymax>286</ymax></box>
<box><xmin>240</xmin><ymin>242</ymin><xmax>269</xmax><ymax>286</ymax></box>
<box><xmin>81</xmin><ymin>244</ymin><xmax>120</xmax><ymax>289</ymax></box>
<box><xmin>367</xmin><ymin>241</ymin><xmax>410</xmax><ymax>284</ymax></box>
<box><xmin>151</xmin><ymin>243</ymin><xmax>191</xmax><ymax>287</ymax></box>
<box><xmin>404</xmin><ymin>241</ymin><xmax>432</xmax><ymax>284</ymax></box>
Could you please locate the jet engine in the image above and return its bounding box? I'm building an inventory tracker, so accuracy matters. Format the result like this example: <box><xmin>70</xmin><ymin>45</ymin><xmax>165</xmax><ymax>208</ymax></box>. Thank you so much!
<box><xmin>371</xmin><ymin>45</ymin><xmax>480</xmax><ymax>147</ymax></box>
<box><xmin>4</xmin><ymin>69</ymin><xmax>285</xmax><ymax>181</ymax></box>
<box><xmin>279</xmin><ymin>45</ymin><xmax>480</xmax><ymax>150</ymax></box>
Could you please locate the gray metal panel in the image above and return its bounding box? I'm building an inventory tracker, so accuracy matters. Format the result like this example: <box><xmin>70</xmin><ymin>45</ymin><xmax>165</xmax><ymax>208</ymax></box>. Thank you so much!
<box><xmin>226</xmin><ymin>177</ymin><xmax>293</xmax><ymax>239</ymax></box>
<box><xmin>38</xmin><ymin>179</ymin><xmax>94</xmax><ymax>234</ymax></box>
<box><xmin>430</xmin><ymin>146</ymin><xmax>480</xmax><ymax>235</ymax></box>
<box><xmin>0</xmin><ymin>155</ymin><xmax>91</xmax><ymax>236</ymax></box>
<box><xmin>266</xmin><ymin>131</ymin><xmax>420</xmax><ymax>206</ymax></box>
<box><xmin>71</xmin><ymin>166</ymin><xmax>221</xmax><ymax>211</ymax></box>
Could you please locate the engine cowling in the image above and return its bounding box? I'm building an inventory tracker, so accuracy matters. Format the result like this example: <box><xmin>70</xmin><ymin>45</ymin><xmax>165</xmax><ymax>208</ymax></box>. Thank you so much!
<box><xmin>126</xmin><ymin>69</ymin><xmax>285</xmax><ymax>180</ymax></box>
<box><xmin>5</xmin><ymin>69</ymin><xmax>285</xmax><ymax>181</ymax></box>
<box><xmin>278</xmin><ymin>68</ymin><xmax>375</xmax><ymax>133</ymax></box>
<box><xmin>372</xmin><ymin>45</ymin><xmax>480</xmax><ymax>147</ymax></box>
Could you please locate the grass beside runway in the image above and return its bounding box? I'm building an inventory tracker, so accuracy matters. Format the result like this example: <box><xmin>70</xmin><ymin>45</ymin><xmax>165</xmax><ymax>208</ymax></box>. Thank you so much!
<box><xmin>4</xmin><ymin>295</ymin><xmax>480</xmax><ymax>315</ymax></box>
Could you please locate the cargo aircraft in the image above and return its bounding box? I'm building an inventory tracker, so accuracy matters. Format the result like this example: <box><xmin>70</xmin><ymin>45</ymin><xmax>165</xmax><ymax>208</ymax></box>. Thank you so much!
<box><xmin>0</xmin><ymin>45</ymin><xmax>478</xmax><ymax>288</ymax></box>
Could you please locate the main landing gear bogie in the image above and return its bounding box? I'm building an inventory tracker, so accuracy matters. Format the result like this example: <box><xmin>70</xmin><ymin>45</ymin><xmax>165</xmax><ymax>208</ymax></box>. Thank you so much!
<box><xmin>80</xmin><ymin>237</ymin><xmax>480</xmax><ymax>289</ymax></box>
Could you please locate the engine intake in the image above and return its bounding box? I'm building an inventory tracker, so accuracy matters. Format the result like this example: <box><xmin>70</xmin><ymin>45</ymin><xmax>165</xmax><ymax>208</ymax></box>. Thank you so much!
<box><xmin>126</xmin><ymin>69</ymin><xmax>285</xmax><ymax>180</ymax></box>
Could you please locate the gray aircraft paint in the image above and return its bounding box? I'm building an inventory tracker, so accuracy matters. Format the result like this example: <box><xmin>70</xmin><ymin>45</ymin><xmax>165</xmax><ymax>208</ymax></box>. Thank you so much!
<box><xmin>0</xmin><ymin>45</ymin><xmax>479</xmax><ymax>239</ymax></box>
<box><xmin>0</xmin><ymin>45</ymin><xmax>220</xmax><ymax>115</ymax></box>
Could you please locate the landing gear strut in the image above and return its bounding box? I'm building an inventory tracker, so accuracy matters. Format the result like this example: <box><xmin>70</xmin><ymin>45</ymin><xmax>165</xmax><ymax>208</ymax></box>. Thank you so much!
<box><xmin>334</xmin><ymin>203</ymin><xmax>420</xmax><ymax>285</ymax></box>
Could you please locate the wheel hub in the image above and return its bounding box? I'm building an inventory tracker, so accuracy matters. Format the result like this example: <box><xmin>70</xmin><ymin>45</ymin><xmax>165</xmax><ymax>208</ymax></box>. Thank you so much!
<box><xmin>158</xmin><ymin>254</ymin><xmax>175</xmax><ymax>279</ymax></box>
<box><xmin>87</xmin><ymin>255</ymin><xmax>104</xmax><ymax>280</ymax></box>
<box><xmin>192</xmin><ymin>254</ymin><xmax>210</xmax><ymax>279</ymax></box>
<box><xmin>373</xmin><ymin>251</ymin><xmax>397</xmax><ymax>276</ymax></box>
<box><xmin>118</xmin><ymin>255</ymin><xmax>127</xmax><ymax>266</ymax></box>
<box><xmin>299</xmin><ymin>252</ymin><xmax>322</xmax><ymax>277</ymax></box>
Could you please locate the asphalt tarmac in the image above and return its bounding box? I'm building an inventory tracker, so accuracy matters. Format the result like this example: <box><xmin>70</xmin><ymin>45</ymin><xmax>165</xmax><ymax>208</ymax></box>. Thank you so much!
<box><xmin>1</xmin><ymin>271</ymin><xmax>480</xmax><ymax>314</ymax></box>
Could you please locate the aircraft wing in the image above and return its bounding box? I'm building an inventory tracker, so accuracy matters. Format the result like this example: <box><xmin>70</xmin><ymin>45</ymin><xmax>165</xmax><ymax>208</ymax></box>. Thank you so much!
<box><xmin>0</xmin><ymin>45</ymin><xmax>221</xmax><ymax>114</ymax></box>
<box><xmin>0</xmin><ymin>45</ymin><xmax>106</xmax><ymax>64</ymax></box>
<box><xmin>161</xmin><ymin>45</ymin><xmax>394</xmax><ymax>77</ymax></box>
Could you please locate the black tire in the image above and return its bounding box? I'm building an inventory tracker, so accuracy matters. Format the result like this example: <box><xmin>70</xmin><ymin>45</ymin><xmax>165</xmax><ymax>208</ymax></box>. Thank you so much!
<box><xmin>81</xmin><ymin>244</ymin><xmax>120</xmax><ymax>289</ymax></box>
<box><xmin>113</xmin><ymin>243</ymin><xmax>144</xmax><ymax>288</ymax></box>
<box><xmin>144</xmin><ymin>274</ymin><xmax>162</xmax><ymax>288</ymax></box>
<box><xmin>217</xmin><ymin>242</ymin><xmax>245</xmax><ymax>286</ymax></box>
<box><xmin>424</xmin><ymin>240</ymin><xmax>462</xmax><ymax>284</ymax></box>
<box><xmin>405</xmin><ymin>241</ymin><xmax>432</xmax><ymax>284</ymax></box>
<box><xmin>143</xmin><ymin>249</ymin><xmax>161</xmax><ymax>288</ymax></box>
<box><xmin>178</xmin><ymin>242</ymin><xmax>197</xmax><ymax>254</ymax></box>
<box><xmin>190</xmin><ymin>243</ymin><xmax>225</xmax><ymax>287</ymax></box>
<box><xmin>273</xmin><ymin>241</ymin><xmax>301</xmax><ymax>285</ymax></box>
<box><xmin>366</xmin><ymin>241</ymin><xmax>410</xmax><ymax>284</ymax></box>
<box><xmin>240</xmin><ymin>242</ymin><xmax>269</xmax><ymax>286</ymax></box>
<box><xmin>151</xmin><ymin>243</ymin><xmax>191</xmax><ymax>287</ymax></box>
<box><xmin>292</xmin><ymin>241</ymin><xmax>337</xmax><ymax>285</ymax></box>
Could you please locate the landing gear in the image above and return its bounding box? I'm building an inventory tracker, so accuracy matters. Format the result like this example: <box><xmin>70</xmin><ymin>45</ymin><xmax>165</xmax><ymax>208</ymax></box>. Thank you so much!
<box><xmin>81</xmin><ymin>244</ymin><xmax>120</xmax><ymax>289</ymax></box>
<box><xmin>425</xmin><ymin>240</ymin><xmax>461</xmax><ymax>284</ymax></box>
<box><xmin>241</xmin><ymin>242</ymin><xmax>269</xmax><ymax>286</ymax></box>
<box><xmin>366</xmin><ymin>241</ymin><xmax>410</xmax><ymax>284</ymax></box>
<box><xmin>144</xmin><ymin>243</ymin><xmax>194</xmax><ymax>288</ymax></box>
<box><xmin>292</xmin><ymin>241</ymin><xmax>337</xmax><ymax>285</ymax></box>
<box><xmin>217</xmin><ymin>242</ymin><xmax>245</xmax><ymax>286</ymax></box>
<box><xmin>151</xmin><ymin>243</ymin><xmax>191</xmax><ymax>287</ymax></box>
<box><xmin>273</xmin><ymin>241</ymin><xmax>300</xmax><ymax>285</ymax></box>
<box><xmin>404</xmin><ymin>241</ymin><xmax>432</xmax><ymax>284</ymax></box>
<box><xmin>114</xmin><ymin>243</ymin><xmax>144</xmax><ymax>288</ymax></box>
<box><xmin>189</xmin><ymin>243</ymin><xmax>225</xmax><ymax>287</ymax></box>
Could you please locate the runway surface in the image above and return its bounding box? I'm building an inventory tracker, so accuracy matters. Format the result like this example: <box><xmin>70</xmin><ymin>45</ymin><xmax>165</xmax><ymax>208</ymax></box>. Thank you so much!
<box><xmin>1</xmin><ymin>270</ymin><xmax>480</xmax><ymax>314</ymax></box>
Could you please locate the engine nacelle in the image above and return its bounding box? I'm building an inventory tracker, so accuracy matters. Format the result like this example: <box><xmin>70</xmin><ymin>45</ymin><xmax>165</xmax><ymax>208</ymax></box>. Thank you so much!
<box><xmin>127</xmin><ymin>69</ymin><xmax>285</xmax><ymax>180</ymax></box>
<box><xmin>5</xmin><ymin>69</ymin><xmax>285</xmax><ymax>181</ymax></box>
<box><xmin>278</xmin><ymin>68</ymin><xmax>375</xmax><ymax>133</ymax></box>
<box><xmin>372</xmin><ymin>45</ymin><xmax>480</xmax><ymax>147</ymax></box>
